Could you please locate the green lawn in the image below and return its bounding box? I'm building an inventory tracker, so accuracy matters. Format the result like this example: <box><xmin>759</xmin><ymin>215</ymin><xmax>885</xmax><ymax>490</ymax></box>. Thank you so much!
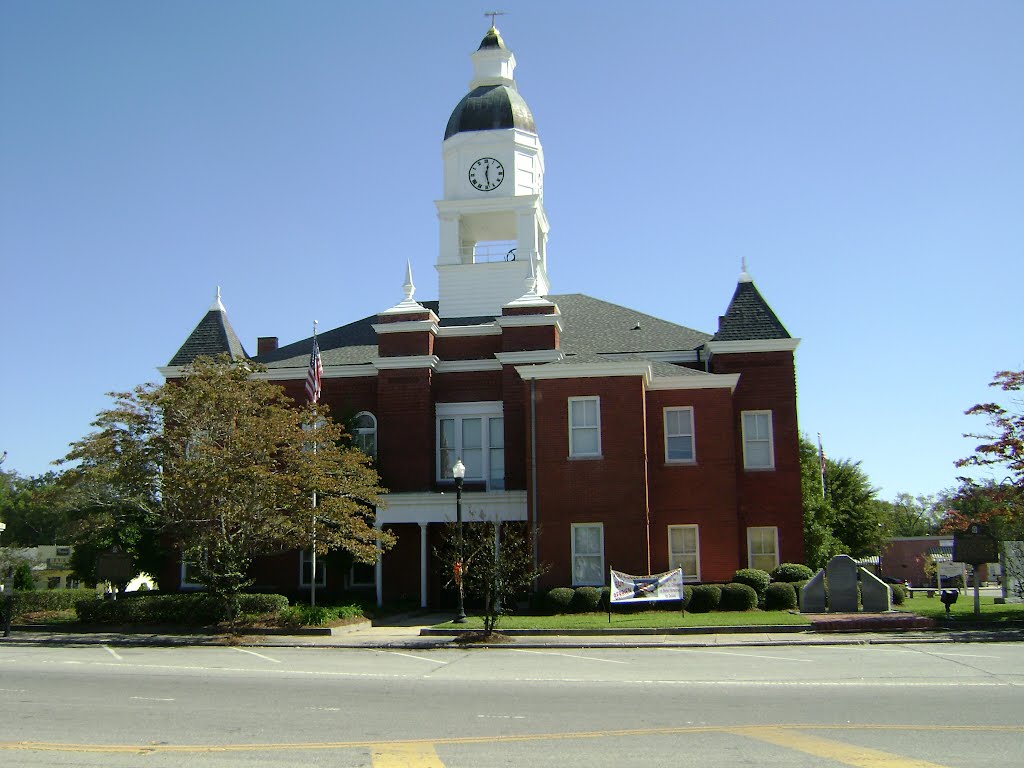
<box><xmin>431</xmin><ymin>595</ymin><xmax>1024</xmax><ymax>631</ymax></box>
<box><xmin>433</xmin><ymin>609</ymin><xmax>812</xmax><ymax>630</ymax></box>
<box><xmin>896</xmin><ymin>594</ymin><xmax>1024</xmax><ymax>623</ymax></box>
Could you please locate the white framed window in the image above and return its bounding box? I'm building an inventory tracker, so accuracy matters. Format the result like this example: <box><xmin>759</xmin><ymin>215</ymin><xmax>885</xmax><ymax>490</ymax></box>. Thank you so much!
<box><xmin>668</xmin><ymin>525</ymin><xmax>700</xmax><ymax>581</ymax></box>
<box><xmin>571</xmin><ymin>523</ymin><xmax>604</xmax><ymax>586</ymax></box>
<box><xmin>741</xmin><ymin>410</ymin><xmax>775</xmax><ymax>469</ymax></box>
<box><xmin>664</xmin><ymin>407</ymin><xmax>695</xmax><ymax>463</ymax></box>
<box><xmin>300</xmin><ymin>550</ymin><xmax>326</xmax><ymax>588</ymax></box>
<box><xmin>437</xmin><ymin>401</ymin><xmax>505</xmax><ymax>489</ymax></box>
<box><xmin>352</xmin><ymin>412</ymin><xmax>377</xmax><ymax>459</ymax></box>
<box><xmin>568</xmin><ymin>396</ymin><xmax>601</xmax><ymax>458</ymax></box>
<box><xmin>180</xmin><ymin>558</ymin><xmax>204</xmax><ymax>589</ymax></box>
<box><xmin>747</xmin><ymin>526</ymin><xmax>779</xmax><ymax>571</ymax></box>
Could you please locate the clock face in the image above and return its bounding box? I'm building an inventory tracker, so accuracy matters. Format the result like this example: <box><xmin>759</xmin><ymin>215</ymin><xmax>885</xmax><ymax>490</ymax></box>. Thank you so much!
<box><xmin>468</xmin><ymin>157</ymin><xmax>504</xmax><ymax>191</ymax></box>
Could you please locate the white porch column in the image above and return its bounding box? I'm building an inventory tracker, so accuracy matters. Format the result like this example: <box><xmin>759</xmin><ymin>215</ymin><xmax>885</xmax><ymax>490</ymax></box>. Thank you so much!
<box><xmin>419</xmin><ymin>522</ymin><xmax>429</xmax><ymax>608</ymax></box>
<box><xmin>375</xmin><ymin>522</ymin><xmax>383</xmax><ymax>608</ymax></box>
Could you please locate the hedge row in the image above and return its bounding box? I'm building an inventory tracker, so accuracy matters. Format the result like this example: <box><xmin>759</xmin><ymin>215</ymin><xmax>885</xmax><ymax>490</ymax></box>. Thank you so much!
<box><xmin>7</xmin><ymin>588</ymin><xmax>98</xmax><ymax>617</ymax></box>
<box><xmin>74</xmin><ymin>593</ymin><xmax>289</xmax><ymax>625</ymax></box>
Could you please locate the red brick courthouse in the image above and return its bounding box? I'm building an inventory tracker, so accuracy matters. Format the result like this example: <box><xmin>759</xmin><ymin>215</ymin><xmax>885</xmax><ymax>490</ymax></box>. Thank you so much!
<box><xmin>161</xmin><ymin>27</ymin><xmax>804</xmax><ymax>608</ymax></box>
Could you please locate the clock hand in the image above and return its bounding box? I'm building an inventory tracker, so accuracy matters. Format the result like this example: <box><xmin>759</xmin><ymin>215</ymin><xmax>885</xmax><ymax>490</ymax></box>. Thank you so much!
<box><xmin>485</xmin><ymin>164</ymin><xmax>490</xmax><ymax>185</ymax></box>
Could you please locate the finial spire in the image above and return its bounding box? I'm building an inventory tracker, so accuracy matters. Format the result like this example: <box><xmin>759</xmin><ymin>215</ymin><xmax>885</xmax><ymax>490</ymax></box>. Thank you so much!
<box><xmin>739</xmin><ymin>257</ymin><xmax>752</xmax><ymax>283</ymax></box>
<box><xmin>403</xmin><ymin>259</ymin><xmax>415</xmax><ymax>301</ymax></box>
<box><xmin>484</xmin><ymin>10</ymin><xmax>505</xmax><ymax>28</ymax></box>
<box><xmin>210</xmin><ymin>286</ymin><xmax>226</xmax><ymax>312</ymax></box>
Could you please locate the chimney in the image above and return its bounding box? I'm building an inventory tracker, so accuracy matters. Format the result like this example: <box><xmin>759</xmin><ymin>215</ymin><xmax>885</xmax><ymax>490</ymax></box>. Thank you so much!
<box><xmin>257</xmin><ymin>336</ymin><xmax>279</xmax><ymax>355</ymax></box>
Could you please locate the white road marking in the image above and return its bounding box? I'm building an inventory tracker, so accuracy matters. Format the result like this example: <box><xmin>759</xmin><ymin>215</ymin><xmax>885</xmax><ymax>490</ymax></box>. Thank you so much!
<box><xmin>477</xmin><ymin>714</ymin><xmax>526</xmax><ymax>719</ymax></box>
<box><xmin>232</xmin><ymin>647</ymin><xmax>281</xmax><ymax>663</ymax></box>
<box><xmin>381</xmin><ymin>651</ymin><xmax>448</xmax><ymax>665</ymax></box>
<box><xmin>101</xmin><ymin>646</ymin><xmax>123</xmax><ymax>661</ymax></box>
<box><xmin>667</xmin><ymin>648</ymin><xmax>814</xmax><ymax>662</ymax></box>
<box><xmin>509</xmin><ymin>648</ymin><xmax>628</xmax><ymax>665</ymax></box>
<box><xmin>129</xmin><ymin>696</ymin><xmax>175</xmax><ymax>702</ymax></box>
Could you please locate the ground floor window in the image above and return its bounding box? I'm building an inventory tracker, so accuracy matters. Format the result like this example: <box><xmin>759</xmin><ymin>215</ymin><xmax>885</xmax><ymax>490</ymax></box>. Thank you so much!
<box><xmin>572</xmin><ymin>523</ymin><xmax>604</xmax><ymax>586</ymax></box>
<box><xmin>300</xmin><ymin>550</ymin><xmax>326</xmax><ymax>588</ymax></box>
<box><xmin>350</xmin><ymin>561</ymin><xmax>375</xmax><ymax>588</ymax></box>
<box><xmin>668</xmin><ymin>524</ymin><xmax>700</xmax><ymax>581</ymax></box>
<box><xmin>747</xmin><ymin>526</ymin><xmax>779</xmax><ymax>571</ymax></box>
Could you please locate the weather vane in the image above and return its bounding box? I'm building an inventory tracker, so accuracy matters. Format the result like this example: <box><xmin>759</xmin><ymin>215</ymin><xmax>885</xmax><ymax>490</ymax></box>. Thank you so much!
<box><xmin>484</xmin><ymin>10</ymin><xmax>506</xmax><ymax>28</ymax></box>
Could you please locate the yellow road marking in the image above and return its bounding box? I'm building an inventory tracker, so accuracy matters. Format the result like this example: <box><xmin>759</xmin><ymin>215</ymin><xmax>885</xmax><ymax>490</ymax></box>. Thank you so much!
<box><xmin>733</xmin><ymin>726</ymin><xmax>949</xmax><ymax>768</ymax></box>
<box><xmin>0</xmin><ymin>724</ymin><xmax>1020</xmax><ymax>754</ymax></box>
<box><xmin>372</xmin><ymin>742</ymin><xmax>445</xmax><ymax>767</ymax></box>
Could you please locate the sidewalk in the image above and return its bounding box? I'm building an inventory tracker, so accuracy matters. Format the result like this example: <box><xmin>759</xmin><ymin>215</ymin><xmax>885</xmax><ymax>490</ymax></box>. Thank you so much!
<box><xmin>4</xmin><ymin>613</ymin><xmax>1023</xmax><ymax>650</ymax></box>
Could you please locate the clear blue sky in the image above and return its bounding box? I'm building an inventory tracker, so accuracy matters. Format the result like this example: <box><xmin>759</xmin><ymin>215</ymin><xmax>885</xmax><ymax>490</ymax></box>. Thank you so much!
<box><xmin>2</xmin><ymin>2</ymin><xmax>1021</xmax><ymax>501</ymax></box>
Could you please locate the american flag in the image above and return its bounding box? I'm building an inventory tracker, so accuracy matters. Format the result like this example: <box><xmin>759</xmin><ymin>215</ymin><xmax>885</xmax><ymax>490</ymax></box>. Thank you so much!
<box><xmin>305</xmin><ymin>336</ymin><xmax>323</xmax><ymax>403</ymax></box>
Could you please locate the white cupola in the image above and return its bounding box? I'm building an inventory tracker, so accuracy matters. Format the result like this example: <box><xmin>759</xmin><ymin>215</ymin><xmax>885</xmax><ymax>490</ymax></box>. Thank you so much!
<box><xmin>435</xmin><ymin>26</ymin><xmax>550</xmax><ymax>318</ymax></box>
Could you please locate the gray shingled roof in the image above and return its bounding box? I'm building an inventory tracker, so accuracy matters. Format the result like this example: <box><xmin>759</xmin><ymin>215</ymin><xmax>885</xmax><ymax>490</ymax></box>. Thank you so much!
<box><xmin>711</xmin><ymin>281</ymin><xmax>790</xmax><ymax>342</ymax></box>
<box><xmin>168</xmin><ymin>308</ymin><xmax>248</xmax><ymax>366</ymax></box>
<box><xmin>248</xmin><ymin>294</ymin><xmax>711</xmax><ymax>372</ymax></box>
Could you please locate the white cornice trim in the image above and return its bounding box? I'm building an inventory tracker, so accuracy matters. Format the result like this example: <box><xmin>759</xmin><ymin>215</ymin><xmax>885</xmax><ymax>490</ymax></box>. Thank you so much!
<box><xmin>495</xmin><ymin>313</ymin><xmax>563</xmax><ymax>331</ymax></box>
<box><xmin>705</xmin><ymin>338</ymin><xmax>801</xmax><ymax>355</ymax></box>
<box><xmin>436</xmin><ymin>359</ymin><xmax>503</xmax><ymax>373</ymax></box>
<box><xmin>647</xmin><ymin>373</ymin><xmax>740</xmax><ymax>392</ymax></box>
<box><xmin>436</xmin><ymin>324</ymin><xmax>502</xmax><ymax>337</ymax></box>
<box><xmin>516</xmin><ymin>361</ymin><xmax>652</xmax><ymax>383</ymax></box>
<box><xmin>435</xmin><ymin>194</ymin><xmax>541</xmax><ymax>216</ymax></box>
<box><xmin>157</xmin><ymin>366</ymin><xmax>184</xmax><ymax>379</ymax></box>
<box><xmin>372</xmin><ymin>355</ymin><xmax>440</xmax><ymax>371</ymax></box>
<box><xmin>377</xmin><ymin>304</ymin><xmax>439</xmax><ymax>322</ymax></box>
<box><xmin>253</xmin><ymin>364</ymin><xmax>378</xmax><ymax>381</ymax></box>
<box><xmin>495</xmin><ymin>350</ymin><xmax>564</xmax><ymax>365</ymax></box>
<box><xmin>377</xmin><ymin>490</ymin><xmax>528</xmax><ymax>525</ymax></box>
<box><xmin>164</xmin><ymin>363</ymin><xmax>381</xmax><ymax>382</ymax></box>
<box><xmin>371</xmin><ymin>320</ymin><xmax>440</xmax><ymax>335</ymax></box>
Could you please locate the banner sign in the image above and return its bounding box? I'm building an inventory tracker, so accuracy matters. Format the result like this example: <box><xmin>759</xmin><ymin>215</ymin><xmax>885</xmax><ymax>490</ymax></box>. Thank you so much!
<box><xmin>610</xmin><ymin>568</ymin><xmax>684</xmax><ymax>604</ymax></box>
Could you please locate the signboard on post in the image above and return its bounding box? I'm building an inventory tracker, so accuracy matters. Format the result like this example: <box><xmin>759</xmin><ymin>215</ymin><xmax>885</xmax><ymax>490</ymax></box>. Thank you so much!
<box><xmin>953</xmin><ymin>523</ymin><xmax>999</xmax><ymax>566</ymax></box>
<box><xmin>610</xmin><ymin>568</ymin><xmax>684</xmax><ymax>604</ymax></box>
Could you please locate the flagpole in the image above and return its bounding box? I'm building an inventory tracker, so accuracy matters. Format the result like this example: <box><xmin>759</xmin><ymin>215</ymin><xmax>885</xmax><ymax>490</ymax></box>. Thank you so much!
<box><xmin>310</xmin><ymin>320</ymin><xmax>320</xmax><ymax>609</ymax></box>
<box><xmin>817</xmin><ymin>432</ymin><xmax>827</xmax><ymax>501</ymax></box>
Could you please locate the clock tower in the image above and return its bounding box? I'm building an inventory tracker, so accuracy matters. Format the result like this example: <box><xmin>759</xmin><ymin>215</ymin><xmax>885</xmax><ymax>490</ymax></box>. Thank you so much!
<box><xmin>436</xmin><ymin>26</ymin><xmax>550</xmax><ymax>317</ymax></box>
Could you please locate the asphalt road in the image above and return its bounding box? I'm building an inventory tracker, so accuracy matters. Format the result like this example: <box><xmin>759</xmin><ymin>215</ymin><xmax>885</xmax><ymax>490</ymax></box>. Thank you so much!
<box><xmin>1</xmin><ymin>641</ymin><xmax>1021</xmax><ymax>767</ymax></box>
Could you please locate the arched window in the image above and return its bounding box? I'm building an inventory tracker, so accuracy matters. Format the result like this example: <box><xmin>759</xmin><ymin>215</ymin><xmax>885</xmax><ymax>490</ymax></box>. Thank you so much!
<box><xmin>353</xmin><ymin>412</ymin><xmax>377</xmax><ymax>459</ymax></box>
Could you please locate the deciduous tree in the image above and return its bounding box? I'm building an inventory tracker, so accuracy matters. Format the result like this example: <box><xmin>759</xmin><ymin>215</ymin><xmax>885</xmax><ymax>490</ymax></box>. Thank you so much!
<box><xmin>60</xmin><ymin>355</ymin><xmax>394</xmax><ymax>606</ymax></box>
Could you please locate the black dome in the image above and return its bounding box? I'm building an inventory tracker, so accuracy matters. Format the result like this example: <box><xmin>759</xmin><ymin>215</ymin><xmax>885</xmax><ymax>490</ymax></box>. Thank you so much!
<box><xmin>444</xmin><ymin>84</ymin><xmax>536</xmax><ymax>140</ymax></box>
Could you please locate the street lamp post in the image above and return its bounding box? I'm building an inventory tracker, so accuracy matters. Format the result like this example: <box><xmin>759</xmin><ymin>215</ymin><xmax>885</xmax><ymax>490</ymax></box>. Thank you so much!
<box><xmin>452</xmin><ymin>458</ymin><xmax>466</xmax><ymax>624</ymax></box>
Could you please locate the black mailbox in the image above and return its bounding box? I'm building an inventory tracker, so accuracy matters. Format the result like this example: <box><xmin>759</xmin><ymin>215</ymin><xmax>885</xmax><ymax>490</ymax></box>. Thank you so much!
<box><xmin>939</xmin><ymin>590</ymin><xmax>959</xmax><ymax>615</ymax></box>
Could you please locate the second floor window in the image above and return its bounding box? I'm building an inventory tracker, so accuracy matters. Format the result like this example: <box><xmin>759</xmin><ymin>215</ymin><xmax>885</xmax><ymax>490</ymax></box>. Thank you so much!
<box><xmin>568</xmin><ymin>396</ymin><xmax>601</xmax><ymax>458</ymax></box>
<box><xmin>352</xmin><ymin>411</ymin><xmax>377</xmax><ymax>459</ymax></box>
<box><xmin>664</xmin><ymin>407</ymin><xmax>695</xmax><ymax>463</ymax></box>
<box><xmin>437</xmin><ymin>402</ymin><xmax>505</xmax><ymax>489</ymax></box>
<box><xmin>742</xmin><ymin>410</ymin><xmax>775</xmax><ymax>469</ymax></box>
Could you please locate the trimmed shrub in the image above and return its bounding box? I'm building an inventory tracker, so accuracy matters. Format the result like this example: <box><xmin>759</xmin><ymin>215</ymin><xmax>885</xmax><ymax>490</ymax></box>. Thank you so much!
<box><xmin>764</xmin><ymin>582</ymin><xmax>798</xmax><ymax>611</ymax></box>
<box><xmin>889</xmin><ymin>583</ymin><xmax>907</xmax><ymax>606</ymax></box>
<box><xmin>74</xmin><ymin>592</ymin><xmax>289</xmax><ymax>626</ymax></box>
<box><xmin>11</xmin><ymin>588</ymin><xmax>97</xmax><ymax>618</ymax></box>
<box><xmin>770</xmin><ymin>563</ymin><xmax>814</xmax><ymax>583</ymax></box>
<box><xmin>793</xmin><ymin>579</ymin><xmax>810</xmax><ymax>609</ymax></box>
<box><xmin>719</xmin><ymin>583</ymin><xmax>758</xmax><ymax>611</ymax></box>
<box><xmin>732</xmin><ymin>569</ymin><xmax>771</xmax><ymax>604</ymax></box>
<box><xmin>599</xmin><ymin>586</ymin><xmax>611</xmax><ymax>610</ymax></box>
<box><xmin>687</xmin><ymin>584</ymin><xmax>721</xmax><ymax>613</ymax></box>
<box><xmin>544</xmin><ymin>587</ymin><xmax>574</xmax><ymax>614</ymax></box>
<box><xmin>571</xmin><ymin>586</ymin><xmax>603</xmax><ymax>613</ymax></box>
<box><xmin>681</xmin><ymin>584</ymin><xmax>693</xmax><ymax>611</ymax></box>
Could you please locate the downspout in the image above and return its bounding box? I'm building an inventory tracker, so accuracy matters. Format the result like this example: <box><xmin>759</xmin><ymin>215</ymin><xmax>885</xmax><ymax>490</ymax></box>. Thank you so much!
<box><xmin>642</xmin><ymin>381</ymin><xmax>651</xmax><ymax>575</ymax></box>
<box><xmin>530</xmin><ymin>378</ymin><xmax>539</xmax><ymax>586</ymax></box>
